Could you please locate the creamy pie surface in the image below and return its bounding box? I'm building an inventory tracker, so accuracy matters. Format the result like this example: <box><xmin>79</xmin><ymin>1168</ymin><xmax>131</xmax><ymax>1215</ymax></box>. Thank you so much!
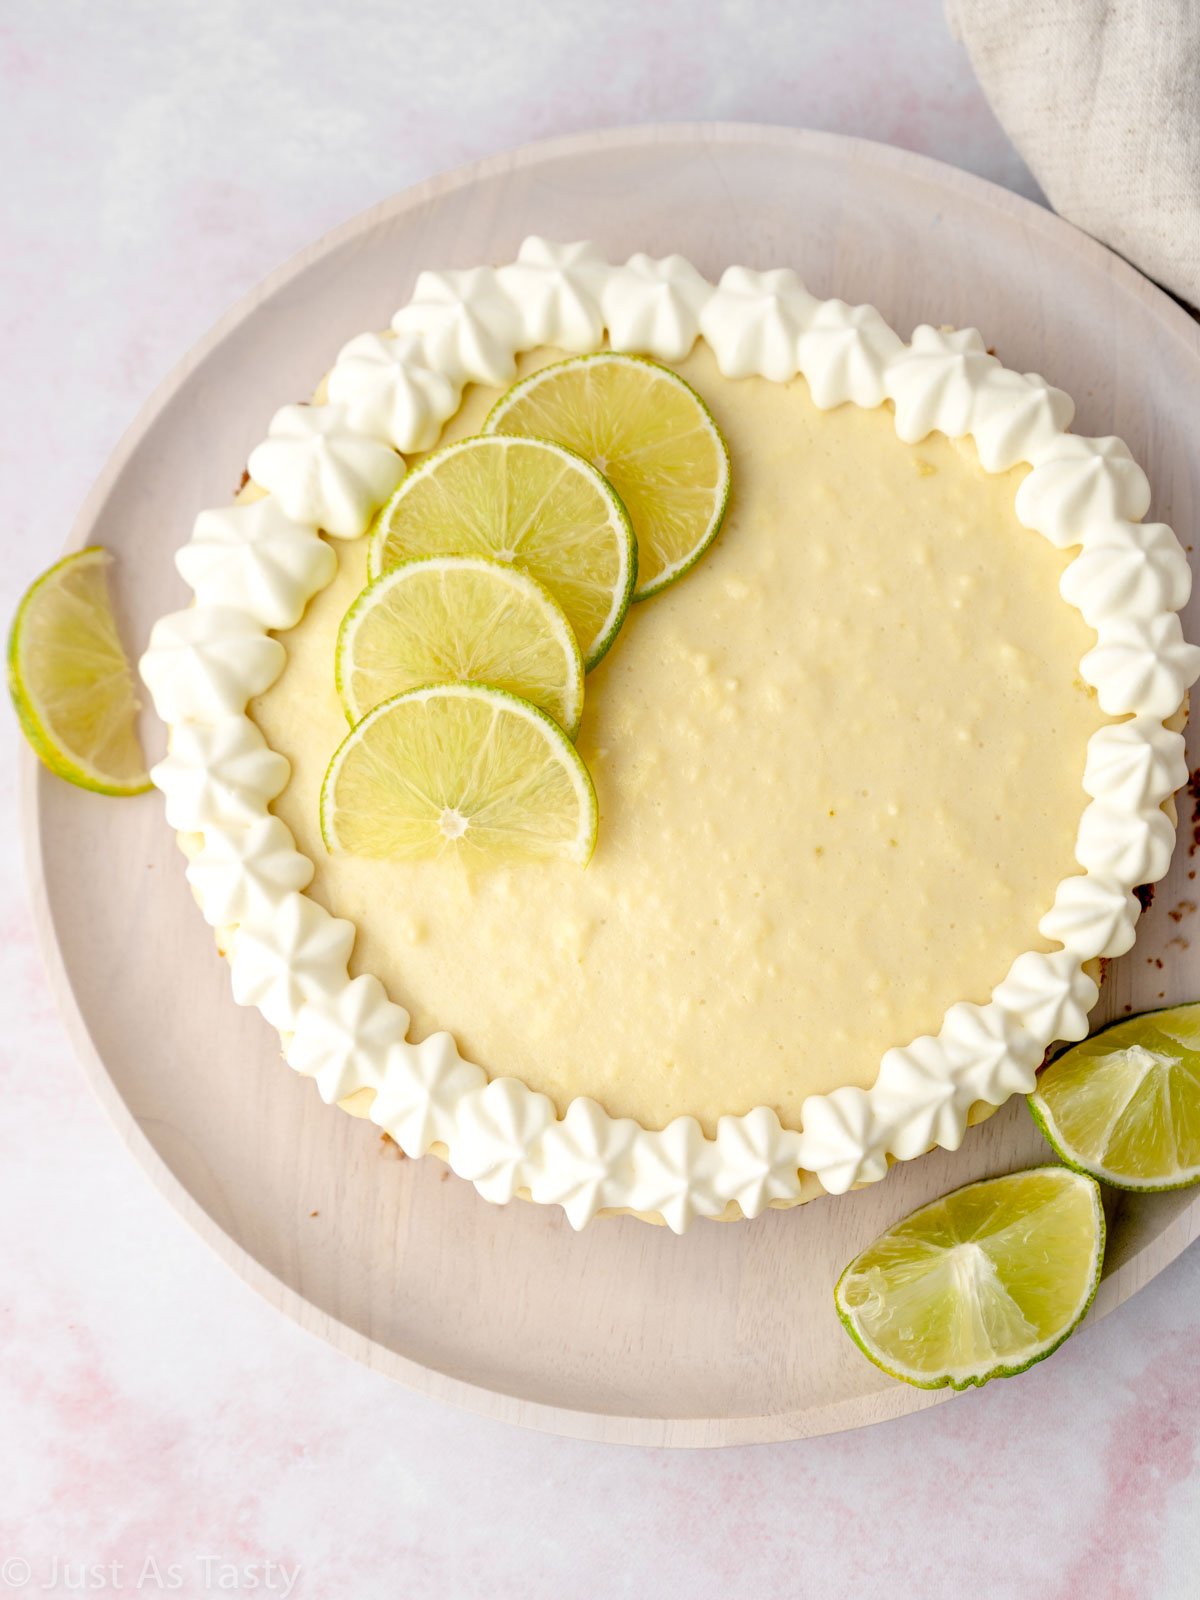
<box><xmin>251</xmin><ymin>342</ymin><xmax>1106</xmax><ymax>1136</ymax></box>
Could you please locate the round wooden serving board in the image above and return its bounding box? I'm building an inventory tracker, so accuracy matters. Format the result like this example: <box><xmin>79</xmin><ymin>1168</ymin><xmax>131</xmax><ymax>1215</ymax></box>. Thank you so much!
<box><xmin>24</xmin><ymin>125</ymin><xmax>1200</xmax><ymax>1447</ymax></box>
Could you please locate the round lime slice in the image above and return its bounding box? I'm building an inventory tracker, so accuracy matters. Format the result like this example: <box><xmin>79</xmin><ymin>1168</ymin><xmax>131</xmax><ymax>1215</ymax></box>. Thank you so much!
<box><xmin>1029</xmin><ymin>1003</ymin><xmax>1200</xmax><ymax>1191</ymax></box>
<box><xmin>483</xmin><ymin>352</ymin><xmax>731</xmax><ymax>600</ymax></box>
<box><xmin>320</xmin><ymin>681</ymin><xmax>598</xmax><ymax>867</ymax></box>
<box><xmin>835</xmin><ymin>1166</ymin><xmax>1104</xmax><ymax>1390</ymax></box>
<box><xmin>9</xmin><ymin>547</ymin><xmax>149</xmax><ymax>796</ymax></box>
<box><xmin>336</xmin><ymin>555</ymin><xmax>584</xmax><ymax>737</ymax></box>
<box><xmin>367</xmin><ymin>434</ymin><xmax>635</xmax><ymax>670</ymax></box>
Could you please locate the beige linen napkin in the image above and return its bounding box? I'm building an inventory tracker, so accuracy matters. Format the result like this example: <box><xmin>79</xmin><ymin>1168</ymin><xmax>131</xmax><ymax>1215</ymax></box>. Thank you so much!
<box><xmin>947</xmin><ymin>0</ymin><xmax>1200</xmax><ymax>306</ymax></box>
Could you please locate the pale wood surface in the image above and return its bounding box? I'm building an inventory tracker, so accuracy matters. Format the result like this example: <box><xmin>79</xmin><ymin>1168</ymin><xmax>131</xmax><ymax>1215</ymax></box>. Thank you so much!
<box><xmin>23</xmin><ymin>124</ymin><xmax>1200</xmax><ymax>1447</ymax></box>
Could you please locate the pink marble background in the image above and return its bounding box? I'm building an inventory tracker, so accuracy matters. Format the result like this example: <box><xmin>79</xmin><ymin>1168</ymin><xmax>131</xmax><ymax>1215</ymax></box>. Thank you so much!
<box><xmin>2</xmin><ymin>2</ymin><xmax>1198</xmax><ymax>1595</ymax></box>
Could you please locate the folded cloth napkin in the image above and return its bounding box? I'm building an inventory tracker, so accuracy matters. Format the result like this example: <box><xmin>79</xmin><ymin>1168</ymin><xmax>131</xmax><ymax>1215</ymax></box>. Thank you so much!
<box><xmin>947</xmin><ymin>0</ymin><xmax>1200</xmax><ymax>307</ymax></box>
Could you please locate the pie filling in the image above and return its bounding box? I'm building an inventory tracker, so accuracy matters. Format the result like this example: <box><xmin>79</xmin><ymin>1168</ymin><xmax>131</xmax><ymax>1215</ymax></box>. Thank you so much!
<box><xmin>251</xmin><ymin>341</ymin><xmax>1106</xmax><ymax>1135</ymax></box>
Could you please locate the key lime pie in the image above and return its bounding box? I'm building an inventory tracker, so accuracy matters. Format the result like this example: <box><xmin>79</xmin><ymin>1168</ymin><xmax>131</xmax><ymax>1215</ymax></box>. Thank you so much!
<box><xmin>139</xmin><ymin>238</ymin><xmax>1199</xmax><ymax>1231</ymax></box>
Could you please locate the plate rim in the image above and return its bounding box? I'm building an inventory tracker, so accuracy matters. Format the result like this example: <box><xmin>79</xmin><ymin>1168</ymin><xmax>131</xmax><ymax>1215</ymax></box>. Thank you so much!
<box><xmin>22</xmin><ymin>121</ymin><xmax>1200</xmax><ymax>1448</ymax></box>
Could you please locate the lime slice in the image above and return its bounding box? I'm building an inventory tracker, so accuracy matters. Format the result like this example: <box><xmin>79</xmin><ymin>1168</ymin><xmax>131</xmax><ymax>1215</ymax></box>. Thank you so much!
<box><xmin>8</xmin><ymin>547</ymin><xmax>150</xmax><ymax>796</ymax></box>
<box><xmin>1029</xmin><ymin>1004</ymin><xmax>1200</xmax><ymax>1190</ymax></box>
<box><xmin>367</xmin><ymin>435</ymin><xmax>635</xmax><ymax>670</ymax></box>
<box><xmin>321</xmin><ymin>682</ymin><xmax>597</xmax><ymax>867</ymax></box>
<box><xmin>835</xmin><ymin>1166</ymin><xmax>1104</xmax><ymax>1390</ymax></box>
<box><xmin>336</xmin><ymin>555</ymin><xmax>584</xmax><ymax>737</ymax></box>
<box><xmin>483</xmin><ymin>353</ymin><xmax>731</xmax><ymax>601</ymax></box>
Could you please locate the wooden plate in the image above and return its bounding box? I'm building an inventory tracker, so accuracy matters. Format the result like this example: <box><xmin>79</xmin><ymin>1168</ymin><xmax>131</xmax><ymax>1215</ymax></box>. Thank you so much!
<box><xmin>25</xmin><ymin>124</ymin><xmax>1200</xmax><ymax>1447</ymax></box>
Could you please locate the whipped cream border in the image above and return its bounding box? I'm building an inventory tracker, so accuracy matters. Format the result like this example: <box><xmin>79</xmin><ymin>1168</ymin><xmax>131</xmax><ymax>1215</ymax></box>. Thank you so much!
<box><xmin>139</xmin><ymin>238</ymin><xmax>1200</xmax><ymax>1231</ymax></box>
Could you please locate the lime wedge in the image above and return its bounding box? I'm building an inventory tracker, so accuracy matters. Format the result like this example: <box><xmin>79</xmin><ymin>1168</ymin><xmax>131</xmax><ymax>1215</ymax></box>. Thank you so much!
<box><xmin>835</xmin><ymin>1166</ymin><xmax>1104</xmax><ymax>1390</ymax></box>
<box><xmin>336</xmin><ymin>555</ymin><xmax>584</xmax><ymax>737</ymax></box>
<box><xmin>321</xmin><ymin>682</ymin><xmax>597</xmax><ymax>867</ymax></box>
<box><xmin>9</xmin><ymin>547</ymin><xmax>150</xmax><ymax>795</ymax></box>
<box><xmin>367</xmin><ymin>435</ymin><xmax>635</xmax><ymax>670</ymax></box>
<box><xmin>483</xmin><ymin>353</ymin><xmax>731</xmax><ymax>600</ymax></box>
<box><xmin>1029</xmin><ymin>1004</ymin><xmax>1200</xmax><ymax>1190</ymax></box>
